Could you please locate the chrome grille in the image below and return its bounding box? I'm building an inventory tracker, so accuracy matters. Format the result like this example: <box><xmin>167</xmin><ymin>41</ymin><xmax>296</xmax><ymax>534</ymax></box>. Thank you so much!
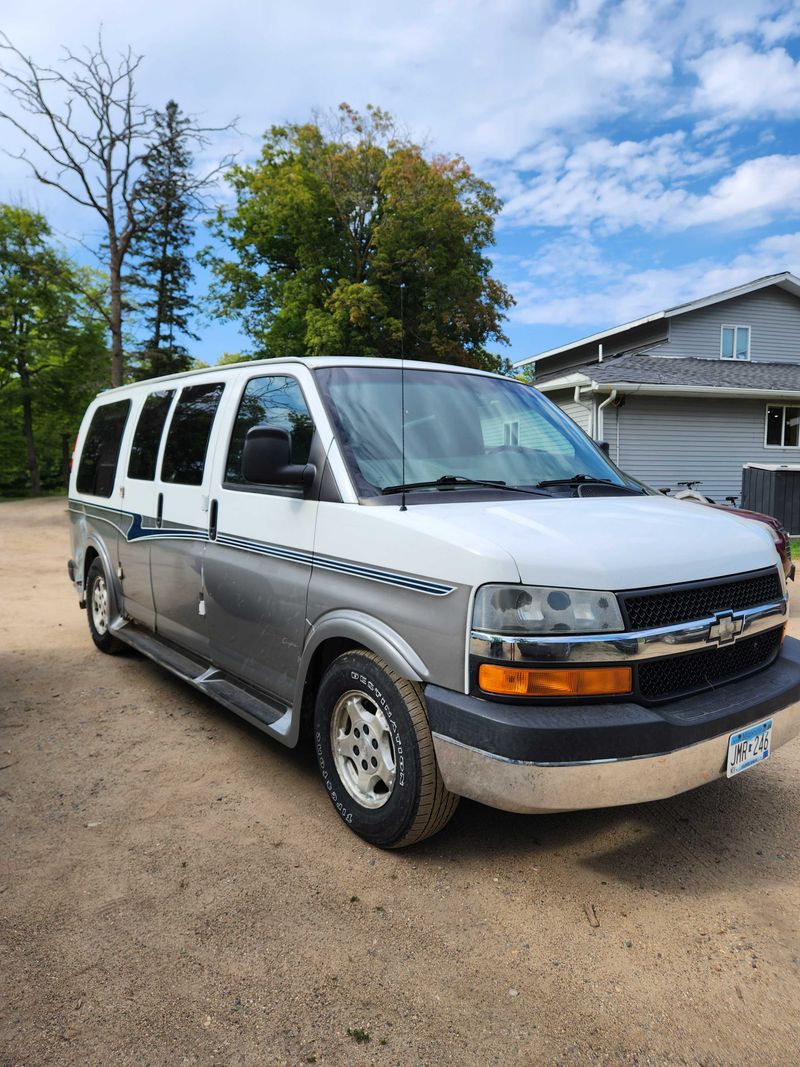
<box><xmin>620</xmin><ymin>568</ymin><xmax>783</xmax><ymax>631</ymax></box>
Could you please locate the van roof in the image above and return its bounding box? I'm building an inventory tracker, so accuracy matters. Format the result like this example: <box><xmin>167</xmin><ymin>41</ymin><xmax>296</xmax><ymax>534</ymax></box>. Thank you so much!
<box><xmin>99</xmin><ymin>356</ymin><xmax>509</xmax><ymax>396</ymax></box>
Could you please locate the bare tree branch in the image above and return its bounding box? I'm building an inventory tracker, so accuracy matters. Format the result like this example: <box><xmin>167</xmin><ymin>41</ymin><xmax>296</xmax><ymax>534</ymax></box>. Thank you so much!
<box><xmin>0</xmin><ymin>31</ymin><xmax>153</xmax><ymax>384</ymax></box>
<box><xmin>0</xmin><ymin>30</ymin><xmax>237</xmax><ymax>386</ymax></box>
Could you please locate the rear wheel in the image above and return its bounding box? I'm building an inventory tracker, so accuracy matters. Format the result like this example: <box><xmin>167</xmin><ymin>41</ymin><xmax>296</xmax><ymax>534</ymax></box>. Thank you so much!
<box><xmin>314</xmin><ymin>650</ymin><xmax>459</xmax><ymax>847</ymax></box>
<box><xmin>86</xmin><ymin>558</ymin><xmax>123</xmax><ymax>654</ymax></box>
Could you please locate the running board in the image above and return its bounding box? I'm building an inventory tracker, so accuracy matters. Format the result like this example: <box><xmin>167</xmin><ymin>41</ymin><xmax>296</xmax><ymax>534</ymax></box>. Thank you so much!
<box><xmin>111</xmin><ymin>621</ymin><xmax>293</xmax><ymax>740</ymax></box>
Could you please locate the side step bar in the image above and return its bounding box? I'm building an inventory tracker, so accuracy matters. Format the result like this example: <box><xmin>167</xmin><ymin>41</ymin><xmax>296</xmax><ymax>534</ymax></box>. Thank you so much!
<box><xmin>110</xmin><ymin>621</ymin><xmax>294</xmax><ymax>742</ymax></box>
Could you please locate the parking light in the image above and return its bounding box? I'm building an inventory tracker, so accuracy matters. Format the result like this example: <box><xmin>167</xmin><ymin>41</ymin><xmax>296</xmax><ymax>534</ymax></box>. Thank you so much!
<box><xmin>478</xmin><ymin>664</ymin><xmax>633</xmax><ymax>698</ymax></box>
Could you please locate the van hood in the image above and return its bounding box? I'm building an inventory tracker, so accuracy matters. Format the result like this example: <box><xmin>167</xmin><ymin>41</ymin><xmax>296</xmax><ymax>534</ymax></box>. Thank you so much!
<box><xmin>412</xmin><ymin>493</ymin><xmax>780</xmax><ymax>591</ymax></box>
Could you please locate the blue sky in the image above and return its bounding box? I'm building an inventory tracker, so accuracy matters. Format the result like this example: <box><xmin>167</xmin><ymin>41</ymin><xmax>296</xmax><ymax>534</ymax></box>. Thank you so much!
<box><xmin>2</xmin><ymin>0</ymin><xmax>800</xmax><ymax>365</ymax></box>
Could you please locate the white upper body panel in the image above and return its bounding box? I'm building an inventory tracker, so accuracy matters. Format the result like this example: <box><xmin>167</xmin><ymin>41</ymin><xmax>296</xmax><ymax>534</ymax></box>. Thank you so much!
<box><xmin>362</xmin><ymin>493</ymin><xmax>780</xmax><ymax>591</ymax></box>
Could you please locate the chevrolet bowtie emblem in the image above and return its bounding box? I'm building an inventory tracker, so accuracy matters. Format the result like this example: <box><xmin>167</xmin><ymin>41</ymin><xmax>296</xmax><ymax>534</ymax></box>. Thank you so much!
<box><xmin>707</xmin><ymin>610</ymin><xmax>744</xmax><ymax>646</ymax></box>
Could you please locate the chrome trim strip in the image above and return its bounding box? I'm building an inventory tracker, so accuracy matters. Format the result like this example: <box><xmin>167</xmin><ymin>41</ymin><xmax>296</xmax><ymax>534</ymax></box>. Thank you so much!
<box><xmin>470</xmin><ymin>598</ymin><xmax>788</xmax><ymax>664</ymax></box>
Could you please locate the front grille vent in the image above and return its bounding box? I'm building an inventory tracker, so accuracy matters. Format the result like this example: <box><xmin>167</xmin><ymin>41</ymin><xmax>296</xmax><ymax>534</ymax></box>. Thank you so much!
<box><xmin>637</xmin><ymin>628</ymin><xmax>782</xmax><ymax>702</ymax></box>
<box><xmin>620</xmin><ymin>569</ymin><xmax>782</xmax><ymax>631</ymax></box>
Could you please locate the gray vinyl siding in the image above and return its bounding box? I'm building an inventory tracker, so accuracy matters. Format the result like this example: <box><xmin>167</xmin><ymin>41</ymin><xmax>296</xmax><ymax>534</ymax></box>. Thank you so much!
<box><xmin>532</xmin><ymin>323</ymin><xmax>669</xmax><ymax>381</ymax></box>
<box><xmin>665</xmin><ymin>288</ymin><xmax>800</xmax><ymax>363</ymax></box>
<box><xmin>548</xmin><ymin>389</ymin><xmax>592</xmax><ymax>433</ymax></box>
<box><xmin>601</xmin><ymin>394</ymin><xmax>800</xmax><ymax>503</ymax></box>
<box><xmin>481</xmin><ymin>411</ymin><xmax>575</xmax><ymax>452</ymax></box>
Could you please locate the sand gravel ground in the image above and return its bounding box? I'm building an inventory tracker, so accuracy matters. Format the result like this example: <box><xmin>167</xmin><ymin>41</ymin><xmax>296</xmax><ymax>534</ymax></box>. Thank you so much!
<box><xmin>1</xmin><ymin>496</ymin><xmax>799</xmax><ymax>1066</ymax></box>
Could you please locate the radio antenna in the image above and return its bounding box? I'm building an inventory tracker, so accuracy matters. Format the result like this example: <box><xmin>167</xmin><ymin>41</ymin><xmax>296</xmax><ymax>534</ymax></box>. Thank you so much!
<box><xmin>399</xmin><ymin>281</ymin><xmax>407</xmax><ymax>512</ymax></box>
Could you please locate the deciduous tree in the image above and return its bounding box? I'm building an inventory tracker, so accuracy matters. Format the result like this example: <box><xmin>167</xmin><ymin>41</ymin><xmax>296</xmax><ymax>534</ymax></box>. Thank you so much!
<box><xmin>205</xmin><ymin>105</ymin><xmax>513</xmax><ymax>369</ymax></box>
<box><xmin>0</xmin><ymin>204</ymin><xmax>108</xmax><ymax>495</ymax></box>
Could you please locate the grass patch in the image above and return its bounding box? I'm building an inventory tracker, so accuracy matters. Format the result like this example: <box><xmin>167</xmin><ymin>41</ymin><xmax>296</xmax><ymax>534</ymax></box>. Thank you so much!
<box><xmin>790</xmin><ymin>538</ymin><xmax>800</xmax><ymax>560</ymax></box>
<box><xmin>347</xmin><ymin>1027</ymin><xmax>370</xmax><ymax>1044</ymax></box>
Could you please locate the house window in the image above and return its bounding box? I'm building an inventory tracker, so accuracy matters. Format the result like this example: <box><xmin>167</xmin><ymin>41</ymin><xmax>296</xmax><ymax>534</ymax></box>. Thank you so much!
<box><xmin>721</xmin><ymin>325</ymin><xmax>750</xmax><ymax>360</ymax></box>
<box><xmin>503</xmin><ymin>420</ymin><xmax>520</xmax><ymax>446</ymax></box>
<box><xmin>766</xmin><ymin>405</ymin><xmax>800</xmax><ymax>447</ymax></box>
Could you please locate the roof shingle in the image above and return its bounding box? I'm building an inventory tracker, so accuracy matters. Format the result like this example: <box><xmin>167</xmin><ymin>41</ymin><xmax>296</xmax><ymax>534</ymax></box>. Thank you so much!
<box><xmin>537</xmin><ymin>353</ymin><xmax>800</xmax><ymax>392</ymax></box>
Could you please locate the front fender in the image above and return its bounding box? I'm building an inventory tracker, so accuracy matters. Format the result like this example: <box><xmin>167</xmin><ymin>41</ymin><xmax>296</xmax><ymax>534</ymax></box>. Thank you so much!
<box><xmin>296</xmin><ymin>608</ymin><xmax>430</xmax><ymax>699</ymax></box>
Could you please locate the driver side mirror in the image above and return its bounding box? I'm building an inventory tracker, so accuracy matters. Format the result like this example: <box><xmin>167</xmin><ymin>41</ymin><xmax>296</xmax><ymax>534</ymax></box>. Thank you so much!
<box><xmin>596</xmin><ymin>440</ymin><xmax>610</xmax><ymax>456</ymax></box>
<box><xmin>241</xmin><ymin>425</ymin><xmax>316</xmax><ymax>489</ymax></box>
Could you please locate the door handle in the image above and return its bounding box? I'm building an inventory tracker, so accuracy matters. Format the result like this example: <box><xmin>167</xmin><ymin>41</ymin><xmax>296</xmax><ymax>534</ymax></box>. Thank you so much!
<box><xmin>209</xmin><ymin>499</ymin><xmax>218</xmax><ymax>541</ymax></box>
<box><xmin>156</xmin><ymin>492</ymin><xmax>164</xmax><ymax>529</ymax></box>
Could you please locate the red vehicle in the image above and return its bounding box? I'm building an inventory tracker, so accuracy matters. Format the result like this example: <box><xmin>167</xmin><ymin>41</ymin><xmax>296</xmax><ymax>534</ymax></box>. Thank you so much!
<box><xmin>708</xmin><ymin>504</ymin><xmax>794</xmax><ymax>582</ymax></box>
<box><xmin>633</xmin><ymin>477</ymin><xmax>793</xmax><ymax>582</ymax></box>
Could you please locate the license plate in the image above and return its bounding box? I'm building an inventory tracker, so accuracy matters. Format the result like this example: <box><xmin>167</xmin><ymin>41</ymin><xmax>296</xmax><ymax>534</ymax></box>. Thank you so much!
<box><xmin>726</xmin><ymin>719</ymin><xmax>773</xmax><ymax>778</ymax></box>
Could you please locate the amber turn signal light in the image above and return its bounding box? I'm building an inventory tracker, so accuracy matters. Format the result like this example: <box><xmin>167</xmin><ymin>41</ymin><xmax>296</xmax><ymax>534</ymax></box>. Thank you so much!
<box><xmin>478</xmin><ymin>664</ymin><xmax>633</xmax><ymax>698</ymax></box>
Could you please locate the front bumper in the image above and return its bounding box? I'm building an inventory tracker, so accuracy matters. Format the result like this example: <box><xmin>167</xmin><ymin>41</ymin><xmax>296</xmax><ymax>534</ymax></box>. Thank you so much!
<box><xmin>427</xmin><ymin>636</ymin><xmax>800</xmax><ymax>814</ymax></box>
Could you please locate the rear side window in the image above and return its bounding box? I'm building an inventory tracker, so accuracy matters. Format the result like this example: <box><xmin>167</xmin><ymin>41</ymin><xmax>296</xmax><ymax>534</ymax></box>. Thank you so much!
<box><xmin>161</xmin><ymin>382</ymin><xmax>224</xmax><ymax>485</ymax></box>
<box><xmin>225</xmin><ymin>375</ymin><xmax>315</xmax><ymax>485</ymax></box>
<box><xmin>127</xmin><ymin>390</ymin><xmax>175</xmax><ymax>480</ymax></box>
<box><xmin>76</xmin><ymin>400</ymin><xmax>131</xmax><ymax>497</ymax></box>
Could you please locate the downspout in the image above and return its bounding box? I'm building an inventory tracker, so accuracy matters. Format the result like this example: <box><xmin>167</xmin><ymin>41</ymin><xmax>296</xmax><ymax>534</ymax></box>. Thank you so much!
<box><xmin>596</xmin><ymin>388</ymin><xmax>618</xmax><ymax>443</ymax></box>
<box><xmin>573</xmin><ymin>384</ymin><xmax>594</xmax><ymax>437</ymax></box>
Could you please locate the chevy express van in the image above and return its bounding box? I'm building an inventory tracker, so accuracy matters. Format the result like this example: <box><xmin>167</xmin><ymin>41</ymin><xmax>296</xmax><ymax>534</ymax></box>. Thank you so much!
<box><xmin>68</xmin><ymin>358</ymin><xmax>800</xmax><ymax>846</ymax></box>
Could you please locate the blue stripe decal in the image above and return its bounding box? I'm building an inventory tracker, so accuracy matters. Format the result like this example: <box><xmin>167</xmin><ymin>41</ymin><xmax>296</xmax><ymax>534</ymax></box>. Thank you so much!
<box><xmin>70</xmin><ymin>500</ymin><xmax>455</xmax><ymax>597</ymax></box>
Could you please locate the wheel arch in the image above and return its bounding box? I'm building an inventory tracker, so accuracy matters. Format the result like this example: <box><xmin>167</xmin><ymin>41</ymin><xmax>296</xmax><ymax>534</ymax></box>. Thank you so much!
<box><xmin>294</xmin><ymin>611</ymin><xmax>430</xmax><ymax>740</ymax></box>
<box><xmin>83</xmin><ymin>534</ymin><xmax>123</xmax><ymax>625</ymax></box>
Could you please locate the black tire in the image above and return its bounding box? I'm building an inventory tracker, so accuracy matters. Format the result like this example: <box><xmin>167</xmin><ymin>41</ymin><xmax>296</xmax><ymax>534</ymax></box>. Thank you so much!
<box><xmin>314</xmin><ymin>650</ymin><xmax>459</xmax><ymax>848</ymax></box>
<box><xmin>86</xmin><ymin>558</ymin><xmax>124</xmax><ymax>655</ymax></box>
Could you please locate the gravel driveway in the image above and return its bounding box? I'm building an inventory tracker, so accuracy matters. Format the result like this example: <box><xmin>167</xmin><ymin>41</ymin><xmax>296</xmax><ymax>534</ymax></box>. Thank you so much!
<box><xmin>2</xmin><ymin>497</ymin><xmax>799</xmax><ymax>1066</ymax></box>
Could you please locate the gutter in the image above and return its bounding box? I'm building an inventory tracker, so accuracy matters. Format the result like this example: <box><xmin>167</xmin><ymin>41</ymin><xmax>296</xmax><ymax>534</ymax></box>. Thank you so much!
<box><xmin>535</xmin><ymin>372</ymin><xmax>592</xmax><ymax>391</ymax></box>
<box><xmin>537</xmin><ymin>375</ymin><xmax>800</xmax><ymax>402</ymax></box>
<box><xmin>586</xmin><ymin>382</ymin><xmax>800</xmax><ymax>401</ymax></box>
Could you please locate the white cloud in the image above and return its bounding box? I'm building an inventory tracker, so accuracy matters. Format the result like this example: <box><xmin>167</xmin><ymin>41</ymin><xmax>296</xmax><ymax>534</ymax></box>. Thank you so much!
<box><xmin>662</xmin><ymin>0</ymin><xmax>796</xmax><ymax>57</ymax></box>
<box><xmin>500</xmin><ymin>134</ymin><xmax>800</xmax><ymax>235</ymax></box>
<box><xmin>510</xmin><ymin>230</ymin><xmax>800</xmax><ymax>332</ymax></box>
<box><xmin>691</xmin><ymin>43</ymin><xmax>800</xmax><ymax>120</ymax></box>
<box><xmin>0</xmin><ymin>0</ymin><xmax>673</xmax><ymax>168</ymax></box>
<box><xmin>759</xmin><ymin>5</ymin><xmax>800</xmax><ymax>46</ymax></box>
<box><xmin>683</xmin><ymin>154</ymin><xmax>800</xmax><ymax>227</ymax></box>
<box><xmin>1</xmin><ymin>0</ymin><xmax>797</xmax><ymax>240</ymax></box>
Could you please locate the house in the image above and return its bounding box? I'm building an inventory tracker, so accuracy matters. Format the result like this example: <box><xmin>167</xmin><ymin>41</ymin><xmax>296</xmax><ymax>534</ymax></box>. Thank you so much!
<box><xmin>515</xmin><ymin>272</ymin><xmax>800</xmax><ymax>503</ymax></box>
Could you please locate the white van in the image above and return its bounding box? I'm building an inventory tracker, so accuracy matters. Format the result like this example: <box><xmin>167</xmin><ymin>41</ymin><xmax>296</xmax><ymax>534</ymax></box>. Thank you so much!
<box><xmin>68</xmin><ymin>358</ymin><xmax>800</xmax><ymax>846</ymax></box>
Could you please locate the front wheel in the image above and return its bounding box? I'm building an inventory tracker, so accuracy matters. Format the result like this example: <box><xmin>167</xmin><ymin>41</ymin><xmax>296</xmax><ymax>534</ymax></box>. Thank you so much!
<box><xmin>314</xmin><ymin>650</ymin><xmax>459</xmax><ymax>848</ymax></box>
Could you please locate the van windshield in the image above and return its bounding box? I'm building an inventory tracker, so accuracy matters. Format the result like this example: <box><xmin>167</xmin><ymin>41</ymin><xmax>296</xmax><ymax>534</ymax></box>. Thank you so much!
<box><xmin>315</xmin><ymin>366</ymin><xmax>639</xmax><ymax>500</ymax></box>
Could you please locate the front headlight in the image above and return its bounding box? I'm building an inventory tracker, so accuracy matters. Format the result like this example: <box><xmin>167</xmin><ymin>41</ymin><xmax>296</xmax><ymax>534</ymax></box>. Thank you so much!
<box><xmin>473</xmin><ymin>585</ymin><xmax>624</xmax><ymax>635</ymax></box>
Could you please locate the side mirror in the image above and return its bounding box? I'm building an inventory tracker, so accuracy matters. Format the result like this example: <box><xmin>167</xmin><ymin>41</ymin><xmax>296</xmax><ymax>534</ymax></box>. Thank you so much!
<box><xmin>241</xmin><ymin>425</ymin><xmax>316</xmax><ymax>488</ymax></box>
<box><xmin>596</xmin><ymin>440</ymin><xmax>611</xmax><ymax>456</ymax></box>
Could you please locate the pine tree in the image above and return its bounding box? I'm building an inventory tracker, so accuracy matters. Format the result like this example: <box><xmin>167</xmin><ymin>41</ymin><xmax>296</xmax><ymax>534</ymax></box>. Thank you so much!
<box><xmin>130</xmin><ymin>100</ymin><xmax>199</xmax><ymax>379</ymax></box>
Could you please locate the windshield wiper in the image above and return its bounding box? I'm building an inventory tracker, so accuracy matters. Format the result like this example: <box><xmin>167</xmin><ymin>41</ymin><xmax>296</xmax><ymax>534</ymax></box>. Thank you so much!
<box><xmin>535</xmin><ymin>474</ymin><xmax>642</xmax><ymax>494</ymax></box>
<box><xmin>381</xmin><ymin>475</ymin><xmax>547</xmax><ymax>497</ymax></box>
